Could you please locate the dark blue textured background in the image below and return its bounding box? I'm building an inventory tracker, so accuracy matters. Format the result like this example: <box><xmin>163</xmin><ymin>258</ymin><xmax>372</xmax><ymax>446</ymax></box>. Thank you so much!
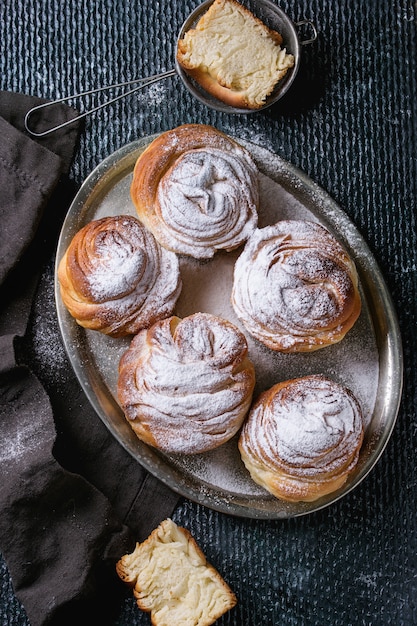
<box><xmin>1</xmin><ymin>1</ymin><xmax>416</xmax><ymax>624</ymax></box>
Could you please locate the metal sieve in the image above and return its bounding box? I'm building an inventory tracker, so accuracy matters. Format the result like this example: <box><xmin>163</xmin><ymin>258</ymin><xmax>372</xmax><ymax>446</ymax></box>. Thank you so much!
<box><xmin>24</xmin><ymin>0</ymin><xmax>317</xmax><ymax>137</ymax></box>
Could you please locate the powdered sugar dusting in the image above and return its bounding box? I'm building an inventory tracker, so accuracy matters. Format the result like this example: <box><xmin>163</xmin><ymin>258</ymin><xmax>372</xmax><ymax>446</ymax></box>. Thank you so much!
<box><xmin>231</xmin><ymin>220</ymin><xmax>361</xmax><ymax>351</ymax></box>
<box><xmin>131</xmin><ymin>126</ymin><xmax>259</xmax><ymax>259</ymax></box>
<box><xmin>85</xmin><ymin>222</ymin><xmax>147</xmax><ymax>301</ymax></box>
<box><xmin>137</xmin><ymin>81</ymin><xmax>168</xmax><ymax>107</ymax></box>
<box><xmin>78</xmin><ymin>136</ymin><xmax>382</xmax><ymax>502</ymax></box>
<box><xmin>0</xmin><ymin>384</ymin><xmax>54</xmax><ymax>469</ymax></box>
<box><xmin>117</xmin><ymin>313</ymin><xmax>255</xmax><ymax>454</ymax></box>
<box><xmin>240</xmin><ymin>376</ymin><xmax>363</xmax><ymax>478</ymax></box>
<box><xmin>155</xmin><ymin>146</ymin><xmax>258</xmax><ymax>257</ymax></box>
<box><xmin>59</xmin><ymin>215</ymin><xmax>181</xmax><ymax>337</ymax></box>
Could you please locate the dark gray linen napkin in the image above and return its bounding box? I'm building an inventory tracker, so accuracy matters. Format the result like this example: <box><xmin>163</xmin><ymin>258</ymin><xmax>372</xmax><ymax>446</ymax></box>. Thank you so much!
<box><xmin>0</xmin><ymin>91</ymin><xmax>180</xmax><ymax>626</ymax></box>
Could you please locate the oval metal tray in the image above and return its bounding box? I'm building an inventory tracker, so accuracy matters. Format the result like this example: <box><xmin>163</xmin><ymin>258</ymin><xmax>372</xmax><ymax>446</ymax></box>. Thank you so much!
<box><xmin>55</xmin><ymin>134</ymin><xmax>403</xmax><ymax>519</ymax></box>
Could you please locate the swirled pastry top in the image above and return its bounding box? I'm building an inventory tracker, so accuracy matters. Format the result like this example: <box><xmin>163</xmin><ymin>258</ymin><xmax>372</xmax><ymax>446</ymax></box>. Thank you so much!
<box><xmin>238</xmin><ymin>375</ymin><xmax>364</xmax><ymax>502</ymax></box>
<box><xmin>57</xmin><ymin>215</ymin><xmax>182</xmax><ymax>337</ymax></box>
<box><xmin>231</xmin><ymin>220</ymin><xmax>362</xmax><ymax>352</ymax></box>
<box><xmin>117</xmin><ymin>312</ymin><xmax>255</xmax><ymax>454</ymax></box>
<box><xmin>130</xmin><ymin>124</ymin><xmax>259</xmax><ymax>259</ymax></box>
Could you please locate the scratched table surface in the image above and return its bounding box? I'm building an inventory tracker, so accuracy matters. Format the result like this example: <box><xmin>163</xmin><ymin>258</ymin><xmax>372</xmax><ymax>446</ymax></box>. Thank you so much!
<box><xmin>1</xmin><ymin>1</ymin><xmax>416</xmax><ymax>625</ymax></box>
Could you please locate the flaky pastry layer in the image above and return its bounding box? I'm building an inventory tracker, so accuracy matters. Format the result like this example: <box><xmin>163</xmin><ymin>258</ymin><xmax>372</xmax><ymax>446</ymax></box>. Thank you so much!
<box><xmin>57</xmin><ymin>215</ymin><xmax>181</xmax><ymax>337</ymax></box>
<box><xmin>239</xmin><ymin>375</ymin><xmax>364</xmax><ymax>502</ymax></box>
<box><xmin>232</xmin><ymin>220</ymin><xmax>362</xmax><ymax>352</ymax></box>
<box><xmin>130</xmin><ymin>124</ymin><xmax>258</xmax><ymax>259</ymax></box>
<box><xmin>117</xmin><ymin>312</ymin><xmax>255</xmax><ymax>454</ymax></box>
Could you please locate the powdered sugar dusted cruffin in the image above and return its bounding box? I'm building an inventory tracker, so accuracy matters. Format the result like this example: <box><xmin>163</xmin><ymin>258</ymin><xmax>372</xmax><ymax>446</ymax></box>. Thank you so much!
<box><xmin>57</xmin><ymin>215</ymin><xmax>181</xmax><ymax>337</ymax></box>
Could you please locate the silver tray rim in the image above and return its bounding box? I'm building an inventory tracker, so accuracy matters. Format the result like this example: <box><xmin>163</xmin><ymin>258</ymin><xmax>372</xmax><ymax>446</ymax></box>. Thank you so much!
<box><xmin>55</xmin><ymin>134</ymin><xmax>403</xmax><ymax>519</ymax></box>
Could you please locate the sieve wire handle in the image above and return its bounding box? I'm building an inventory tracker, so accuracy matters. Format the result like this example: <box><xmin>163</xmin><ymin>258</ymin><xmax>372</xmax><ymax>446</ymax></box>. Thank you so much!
<box><xmin>295</xmin><ymin>20</ymin><xmax>318</xmax><ymax>46</ymax></box>
<box><xmin>24</xmin><ymin>69</ymin><xmax>177</xmax><ymax>137</ymax></box>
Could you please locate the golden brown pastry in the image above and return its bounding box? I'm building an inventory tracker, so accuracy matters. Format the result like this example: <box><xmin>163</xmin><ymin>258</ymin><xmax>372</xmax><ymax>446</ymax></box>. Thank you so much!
<box><xmin>130</xmin><ymin>124</ymin><xmax>259</xmax><ymax>259</ymax></box>
<box><xmin>117</xmin><ymin>312</ymin><xmax>255</xmax><ymax>454</ymax></box>
<box><xmin>238</xmin><ymin>375</ymin><xmax>364</xmax><ymax>502</ymax></box>
<box><xmin>116</xmin><ymin>518</ymin><xmax>237</xmax><ymax>626</ymax></box>
<box><xmin>177</xmin><ymin>0</ymin><xmax>295</xmax><ymax>109</ymax></box>
<box><xmin>57</xmin><ymin>215</ymin><xmax>181</xmax><ymax>338</ymax></box>
<box><xmin>231</xmin><ymin>220</ymin><xmax>362</xmax><ymax>352</ymax></box>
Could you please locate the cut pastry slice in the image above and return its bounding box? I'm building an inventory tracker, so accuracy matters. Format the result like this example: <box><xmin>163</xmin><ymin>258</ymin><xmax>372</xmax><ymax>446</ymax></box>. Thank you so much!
<box><xmin>239</xmin><ymin>375</ymin><xmax>364</xmax><ymax>502</ymax></box>
<box><xmin>232</xmin><ymin>220</ymin><xmax>362</xmax><ymax>352</ymax></box>
<box><xmin>130</xmin><ymin>124</ymin><xmax>259</xmax><ymax>259</ymax></box>
<box><xmin>116</xmin><ymin>518</ymin><xmax>237</xmax><ymax>626</ymax></box>
<box><xmin>177</xmin><ymin>0</ymin><xmax>295</xmax><ymax>109</ymax></box>
<box><xmin>117</xmin><ymin>312</ymin><xmax>255</xmax><ymax>454</ymax></box>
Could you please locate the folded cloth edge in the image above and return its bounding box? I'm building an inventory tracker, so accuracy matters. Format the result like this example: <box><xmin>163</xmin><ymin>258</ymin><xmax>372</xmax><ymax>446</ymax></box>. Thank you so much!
<box><xmin>0</xmin><ymin>91</ymin><xmax>178</xmax><ymax>626</ymax></box>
